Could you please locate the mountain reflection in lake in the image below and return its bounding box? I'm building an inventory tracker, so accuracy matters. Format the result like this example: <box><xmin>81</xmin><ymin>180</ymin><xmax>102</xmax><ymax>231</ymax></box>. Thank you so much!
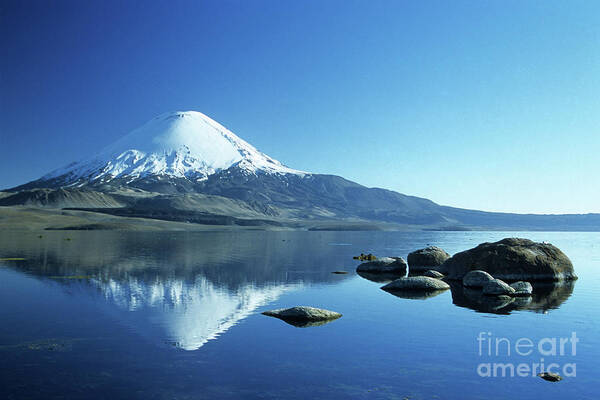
<box><xmin>0</xmin><ymin>231</ymin><xmax>349</xmax><ymax>350</ymax></box>
<box><xmin>1</xmin><ymin>230</ymin><xmax>598</xmax><ymax>399</ymax></box>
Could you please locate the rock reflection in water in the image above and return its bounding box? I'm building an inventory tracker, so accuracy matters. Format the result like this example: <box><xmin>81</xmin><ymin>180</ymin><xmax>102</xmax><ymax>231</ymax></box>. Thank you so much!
<box><xmin>449</xmin><ymin>281</ymin><xmax>575</xmax><ymax>315</ymax></box>
<box><xmin>356</xmin><ymin>271</ymin><xmax>405</xmax><ymax>284</ymax></box>
<box><xmin>382</xmin><ymin>288</ymin><xmax>448</xmax><ymax>300</ymax></box>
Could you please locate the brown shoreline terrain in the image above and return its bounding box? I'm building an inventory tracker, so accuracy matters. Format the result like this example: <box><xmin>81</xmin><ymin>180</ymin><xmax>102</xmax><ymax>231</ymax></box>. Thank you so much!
<box><xmin>3</xmin><ymin>187</ymin><xmax>600</xmax><ymax>232</ymax></box>
<box><xmin>0</xmin><ymin>205</ymin><xmax>410</xmax><ymax>232</ymax></box>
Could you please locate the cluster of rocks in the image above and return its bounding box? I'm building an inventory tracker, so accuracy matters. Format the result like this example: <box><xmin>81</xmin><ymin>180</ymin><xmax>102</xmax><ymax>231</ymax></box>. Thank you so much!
<box><xmin>353</xmin><ymin>237</ymin><xmax>576</xmax><ymax>301</ymax></box>
<box><xmin>463</xmin><ymin>269</ymin><xmax>533</xmax><ymax>298</ymax></box>
<box><xmin>355</xmin><ymin>247</ymin><xmax>451</xmax><ymax>296</ymax></box>
<box><xmin>262</xmin><ymin>238</ymin><xmax>576</xmax><ymax>328</ymax></box>
<box><xmin>358</xmin><ymin>238</ymin><xmax>576</xmax><ymax>281</ymax></box>
<box><xmin>443</xmin><ymin>238</ymin><xmax>577</xmax><ymax>281</ymax></box>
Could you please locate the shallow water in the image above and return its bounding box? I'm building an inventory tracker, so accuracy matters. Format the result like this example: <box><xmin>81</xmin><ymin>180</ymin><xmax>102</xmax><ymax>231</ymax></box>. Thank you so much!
<box><xmin>0</xmin><ymin>230</ymin><xmax>598</xmax><ymax>399</ymax></box>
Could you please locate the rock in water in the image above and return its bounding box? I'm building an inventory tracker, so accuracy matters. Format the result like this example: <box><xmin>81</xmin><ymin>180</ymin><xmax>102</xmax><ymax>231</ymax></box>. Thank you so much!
<box><xmin>356</xmin><ymin>257</ymin><xmax>407</xmax><ymax>274</ymax></box>
<box><xmin>443</xmin><ymin>238</ymin><xmax>576</xmax><ymax>281</ymax></box>
<box><xmin>538</xmin><ymin>372</ymin><xmax>562</xmax><ymax>382</ymax></box>
<box><xmin>463</xmin><ymin>270</ymin><xmax>494</xmax><ymax>288</ymax></box>
<box><xmin>423</xmin><ymin>270</ymin><xmax>445</xmax><ymax>279</ymax></box>
<box><xmin>382</xmin><ymin>276</ymin><xmax>450</xmax><ymax>291</ymax></box>
<box><xmin>407</xmin><ymin>246</ymin><xmax>451</xmax><ymax>272</ymax></box>
<box><xmin>262</xmin><ymin>306</ymin><xmax>342</xmax><ymax>327</ymax></box>
<box><xmin>510</xmin><ymin>281</ymin><xmax>533</xmax><ymax>296</ymax></box>
<box><xmin>483</xmin><ymin>279</ymin><xmax>516</xmax><ymax>296</ymax></box>
<box><xmin>353</xmin><ymin>253</ymin><xmax>377</xmax><ymax>261</ymax></box>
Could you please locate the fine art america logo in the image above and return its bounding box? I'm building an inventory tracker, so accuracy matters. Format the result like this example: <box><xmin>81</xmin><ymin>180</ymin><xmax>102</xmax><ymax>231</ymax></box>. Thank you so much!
<box><xmin>476</xmin><ymin>332</ymin><xmax>578</xmax><ymax>378</ymax></box>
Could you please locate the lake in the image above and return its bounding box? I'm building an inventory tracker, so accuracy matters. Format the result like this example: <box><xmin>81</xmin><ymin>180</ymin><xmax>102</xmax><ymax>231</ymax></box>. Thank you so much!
<box><xmin>0</xmin><ymin>230</ymin><xmax>598</xmax><ymax>399</ymax></box>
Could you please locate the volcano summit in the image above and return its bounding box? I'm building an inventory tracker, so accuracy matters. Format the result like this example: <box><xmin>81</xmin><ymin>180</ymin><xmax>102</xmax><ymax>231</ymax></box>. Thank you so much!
<box><xmin>18</xmin><ymin>111</ymin><xmax>305</xmax><ymax>191</ymax></box>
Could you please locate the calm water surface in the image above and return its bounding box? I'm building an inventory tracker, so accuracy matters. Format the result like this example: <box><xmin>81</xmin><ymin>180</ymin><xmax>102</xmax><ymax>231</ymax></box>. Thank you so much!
<box><xmin>0</xmin><ymin>230</ymin><xmax>598</xmax><ymax>399</ymax></box>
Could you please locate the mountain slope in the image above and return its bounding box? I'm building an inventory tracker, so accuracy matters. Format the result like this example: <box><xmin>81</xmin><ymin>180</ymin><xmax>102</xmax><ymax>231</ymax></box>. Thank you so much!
<box><xmin>4</xmin><ymin>110</ymin><xmax>600</xmax><ymax>231</ymax></box>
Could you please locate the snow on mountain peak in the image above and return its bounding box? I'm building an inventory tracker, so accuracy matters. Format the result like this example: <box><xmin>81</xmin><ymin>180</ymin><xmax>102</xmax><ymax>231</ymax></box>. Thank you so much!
<box><xmin>44</xmin><ymin>111</ymin><xmax>305</xmax><ymax>184</ymax></box>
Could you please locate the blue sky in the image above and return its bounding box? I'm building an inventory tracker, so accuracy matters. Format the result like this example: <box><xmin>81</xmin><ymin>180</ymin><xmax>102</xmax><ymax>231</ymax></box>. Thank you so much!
<box><xmin>1</xmin><ymin>0</ymin><xmax>598</xmax><ymax>214</ymax></box>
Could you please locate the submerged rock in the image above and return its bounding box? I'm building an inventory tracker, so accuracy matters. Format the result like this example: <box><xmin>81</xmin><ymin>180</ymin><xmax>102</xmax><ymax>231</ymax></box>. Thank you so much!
<box><xmin>423</xmin><ymin>270</ymin><xmax>445</xmax><ymax>279</ymax></box>
<box><xmin>356</xmin><ymin>257</ymin><xmax>407</xmax><ymax>274</ymax></box>
<box><xmin>407</xmin><ymin>246</ymin><xmax>451</xmax><ymax>272</ymax></box>
<box><xmin>463</xmin><ymin>270</ymin><xmax>494</xmax><ymax>288</ymax></box>
<box><xmin>444</xmin><ymin>238</ymin><xmax>576</xmax><ymax>281</ymax></box>
<box><xmin>483</xmin><ymin>279</ymin><xmax>516</xmax><ymax>296</ymax></box>
<box><xmin>331</xmin><ymin>271</ymin><xmax>349</xmax><ymax>274</ymax></box>
<box><xmin>538</xmin><ymin>372</ymin><xmax>562</xmax><ymax>382</ymax></box>
<box><xmin>382</xmin><ymin>276</ymin><xmax>450</xmax><ymax>292</ymax></box>
<box><xmin>262</xmin><ymin>306</ymin><xmax>342</xmax><ymax>327</ymax></box>
<box><xmin>510</xmin><ymin>281</ymin><xmax>533</xmax><ymax>296</ymax></box>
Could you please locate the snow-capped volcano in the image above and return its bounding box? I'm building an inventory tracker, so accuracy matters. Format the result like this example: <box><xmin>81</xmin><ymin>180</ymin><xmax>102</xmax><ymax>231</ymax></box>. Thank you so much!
<box><xmin>42</xmin><ymin>111</ymin><xmax>305</xmax><ymax>186</ymax></box>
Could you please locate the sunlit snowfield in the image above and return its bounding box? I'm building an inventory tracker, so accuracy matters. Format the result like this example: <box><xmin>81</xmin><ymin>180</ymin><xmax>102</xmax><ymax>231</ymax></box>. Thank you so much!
<box><xmin>0</xmin><ymin>230</ymin><xmax>598</xmax><ymax>399</ymax></box>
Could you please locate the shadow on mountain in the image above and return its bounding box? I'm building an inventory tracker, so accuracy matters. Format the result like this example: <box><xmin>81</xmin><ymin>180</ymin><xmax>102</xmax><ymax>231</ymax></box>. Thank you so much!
<box><xmin>449</xmin><ymin>281</ymin><xmax>575</xmax><ymax>315</ymax></box>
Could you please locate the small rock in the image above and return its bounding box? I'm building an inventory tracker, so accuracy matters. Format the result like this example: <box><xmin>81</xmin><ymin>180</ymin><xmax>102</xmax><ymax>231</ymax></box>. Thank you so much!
<box><xmin>262</xmin><ymin>306</ymin><xmax>342</xmax><ymax>326</ymax></box>
<box><xmin>407</xmin><ymin>246</ymin><xmax>451</xmax><ymax>272</ymax></box>
<box><xmin>382</xmin><ymin>276</ymin><xmax>450</xmax><ymax>291</ymax></box>
<box><xmin>483</xmin><ymin>279</ymin><xmax>516</xmax><ymax>296</ymax></box>
<box><xmin>538</xmin><ymin>372</ymin><xmax>562</xmax><ymax>382</ymax></box>
<box><xmin>423</xmin><ymin>270</ymin><xmax>445</xmax><ymax>279</ymax></box>
<box><xmin>356</xmin><ymin>257</ymin><xmax>407</xmax><ymax>274</ymax></box>
<box><xmin>353</xmin><ymin>253</ymin><xmax>377</xmax><ymax>261</ymax></box>
<box><xmin>331</xmin><ymin>271</ymin><xmax>349</xmax><ymax>274</ymax></box>
<box><xmin>463</xmin><ymin>270</ymin><xmax>494</xmax><ymax>288</ymax></box>
<box><xmin>510</xmin><ymin>281</ymin><xmax>533</xmax><ymax>296</ymax></box>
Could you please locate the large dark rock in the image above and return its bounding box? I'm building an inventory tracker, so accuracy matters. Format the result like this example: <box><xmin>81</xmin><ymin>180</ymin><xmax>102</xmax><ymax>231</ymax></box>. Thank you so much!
<box><xmin>356</xmin><ymin>257</ymin><xmax>407</xmax><ymax>274</ymax></box>
<box><xmin>444</xmin><ymin>238</ymin><xmax>576</xmax><ymax>281</ymax></box>
<box><xmin>407</xmin><ymin>246</ymin><xmax>451</xmax><ymax>272</ymax></box>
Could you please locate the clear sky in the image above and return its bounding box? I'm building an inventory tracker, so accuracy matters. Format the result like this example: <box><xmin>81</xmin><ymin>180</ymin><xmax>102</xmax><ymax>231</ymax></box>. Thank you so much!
<box><xmin>1</xmin><ymin>0</ymin><xmax>598</xmax><ymax>214</ymax></box>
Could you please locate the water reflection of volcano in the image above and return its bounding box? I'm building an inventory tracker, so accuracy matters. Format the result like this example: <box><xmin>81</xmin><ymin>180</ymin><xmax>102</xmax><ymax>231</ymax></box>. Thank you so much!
<box><xmin>91</xmin><ymin>275</ymin><xmax>298</xmax><ymax>350</ymax></box>
<box><xmin>449</xmin><ymin>281</ymin><xmax>575</xmax><ymax>315</ymax></box>
<box><xmin>0</xmin><ymin>231</ymin><xmax>350</xmax><ymax>350</ymax></box>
